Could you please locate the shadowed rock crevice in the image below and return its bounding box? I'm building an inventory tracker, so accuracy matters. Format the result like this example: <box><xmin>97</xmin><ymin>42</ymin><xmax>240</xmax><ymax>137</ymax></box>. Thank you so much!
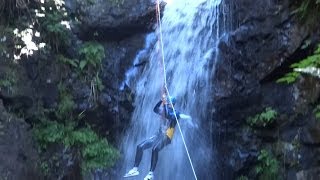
<box><xmin>260</xmin><ymin>42</ymin><xmax>320</xmax><ymax>84</ymax></box>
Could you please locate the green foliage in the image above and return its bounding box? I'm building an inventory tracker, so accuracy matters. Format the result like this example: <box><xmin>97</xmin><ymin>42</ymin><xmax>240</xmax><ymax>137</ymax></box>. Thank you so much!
<box><xmin>40</xmin><ymin>9</ymin><xmax>70</xmax><ymax>51</ymax></box>
<box><xmin>93</xmin><ymin>72</ymin><xmax>105</xmax><ymax>92</ymax></box>
<box><xmin>63</xmin><ymin>128</ymin><xmax>98</xmax><ymax>147</ymax></box>
<box><xmin>33</xmin><ymin>120</ymin><xmax>66</xmax><ymax>149</ymax></box>
<box><xmin>59</xmin><ymin>41</ymin><xmax>105</xmax><ymax>74</ymax></box>
<box><xmin>255</xmin><ymin>149</ymin><xmax>279</xmax><ymax>180</ymax></box>
<box><xmin>59</xmin><ymin>42</ymin><xmax>106</xmax><ymax>101</ymax></box>
<box><xmin>277</xmin><ymin>44</ymin><xmax>320</xmax><ymax>84</ymax></box>
<box><xmin>313</xmin><ymin>105</ymin><xmax>320</xmax><ymax>120</ymax></box>
<box><xmin>55</xmin><ymin>84</ymin><xmax>75</xmax><ymax>120</ymax></box>
<box><xmin>39</xmin><ymin>161</ymin><xmax>50</xmax><ymax>175</ymax></box>
<box><xmin>79</xmin><ymin>42</ymin><xmax>105</xmax><ymax>71</ymax></box>
<box><xmin>81</xmin><ymin>138</ymin><xmax>119</xmax><ymax>172</ymax></box>
<box><xmin>58</xmin><ymin>41</ymin><xmax>106</xmax><ymax>106</ymax></box>
<box><xmin>0</xmin><ymin>70</ymin><xmax>17</xmax><ymax>94</ymax></box>
<box><xmin>58</xmin><ymin>54</ymin><xmax>78</xmax><ymax>68</ymax></box>
<box><xmin>0</xmin><ymin>26</ymin><xmax>13</xmax><ymax>57</ymax></box>
<box><xmin>78</xmin><ymin>42</ymin><xmax>105</xmax><ymax>96</ymax></box>
<box><xmin>237</xmin><ymin>176</ymin><xmax>249</xmax><ymax>180</ymax></box>
<box><xmin>247</xmin><ymin>107</ymin><xmax>278</xmax><ymax>127</ymax></box>
<box><xmin>79</xmin><ymin>0</ymin><xmax>124</xmax><ymax>6</ymax></box>
<box><xmin>292</xmin><ymin>0</ymin><xmax>320</xmax><ymax>21</ymax></box>
<box><xmin>0</xmin><ymin>121</ymin><xmax>4</xmax><ymax>136</ymax></box>
<box><xmin>0</xmin><ymin>77</ymin><xmax>15</xmax><ymax>89</ymax></box>
<box><xmin>33</xmin><ymin>120</ymin><xmax>119</xmax><ymax>173</ymax></box>
<box><xmin>112</xmin><ymin>0</ymin><xmax>125</xmax><ymax>6</ymax></box>
<box><xmin>34</xmin><ymin>81</ymin><xmax>118</xmax><ymax>173</ymax></box>
<box><xmin>276</xmin><ymin>72</ymin><xmax>300</xmax><ymax>84</ymax></box>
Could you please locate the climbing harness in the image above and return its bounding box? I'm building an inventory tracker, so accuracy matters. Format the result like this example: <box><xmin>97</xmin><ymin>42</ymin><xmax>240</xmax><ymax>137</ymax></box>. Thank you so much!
<box><xmin>155</xmin><ymin>1</ymin><xmax>198</xmax><ymax>180</ymax></box>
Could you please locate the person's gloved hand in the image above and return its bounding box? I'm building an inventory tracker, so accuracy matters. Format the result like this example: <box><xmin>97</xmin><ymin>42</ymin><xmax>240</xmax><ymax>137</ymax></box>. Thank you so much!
<box><xmin>161</xmin><ymin>94</ymin><xmax>167</xmax><ymax>104</ymax></box>
<box><xmin>180</xmin><ymin>114</ymin><xmax>198</xmax><ymax>129</ymax></box>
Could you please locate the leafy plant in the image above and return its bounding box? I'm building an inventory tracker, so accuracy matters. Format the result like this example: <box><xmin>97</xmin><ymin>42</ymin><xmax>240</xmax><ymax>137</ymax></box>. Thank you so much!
<box><xmin>93</xmin><ymin>72</ymin><xmax>104</xmax><ymax>92</ymax></box>
<box><xmin>58</xmin><ymin>54</ymin><xmax>78</xmax><ymax>68</ymax></box>
<box><xmin>79</xmin><ymin>42</ymin><xmax>105</xmax><ymax>71</ymax></box>
<box><xmin>59</xmin><ymin>42</ymin><xmax>106</xmax><ymax>103</ymax></box>
<box><xmin>292</xmin><ymin>0</ymin><xmax>320</xmax><ymax>21</ymax></box>
<box><xmin>79</xmin><ymin>0</ymin><xmax>124</xmax><ymax>6</ymax></box>
<box><xmin>89</xmin><ymin>72</ymin><xmax>105</xmax><ymax>103</ymax></box>
<box><xmin>237</xmin><ymin>176</ymin><xmax>248</xmax><ymax>180</ymax></box>
<box><xmin>255</xmin><ymin>149</ymin><xmax>279</xmax><ymax>180</ymax></box>
<box><xmin>277</xmin><ymin>45</ymin><xmax>320</xmax><ymax>84</ymax></box>
<box><xmin>58</xmin><ymin>41</ymin><xmax>105</xmax><ymax>73</ymax></box>
<box><xmin>0</xmin><ymin>70</ymin><xmax>17</xmax><ymax>94</ymax></box>
<box><xmin>247</xmin><ymin>107</ymin><xmax>278</xmax><ymax>127</ymax></box>
<box><xmin>39</xmin><ymin>161</ymin><xmax>50</xmax><ymax>175</ymax></box>
<box><xmin>33</xmin><ymin>120</ymin><xmax>65</xmax><ymax>149</ymax></box>
<box><xmin>0</xmin><ymin>26</ymin><xmax>14</xmax><ymax>57</ymax></box>
<box><xmin>33</xmin><ymin>120</ymin><xmax>119</xmax><ymax>173</ymax></box>
<box><xmin>55</xmin><ymin>84</ymin><xmax>75</xmax><ymax>120</ymax></box>
<box><xmin>34</xmin><ymin>82</ymin><xmax>118</xmax><ymax>173</ymax></box>
<box><xmin>81</xmin><ymin>138</ymin><xmax>119</xmax><ymax>172</ymax></box>
<box><xmin>37</xmin><ymin>0</ymin><xmax>71</xmax><ymax>51</ymax></box>
<box><xmin>313</xmin><ymin>105</ymin><xmax>320</xmax><ymax>120</ymax></box>
<box><xmin>276</xmin><ymin>72</ymin><xmax>300</xmax><ymax>84</ymax></box>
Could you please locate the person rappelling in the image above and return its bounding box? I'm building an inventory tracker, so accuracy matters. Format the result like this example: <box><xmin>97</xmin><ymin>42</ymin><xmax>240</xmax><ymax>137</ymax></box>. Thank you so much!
<box><xmin>124</xmin><ymin>91</ymin><xmax>192</xmax><ymax>180</ymax></box>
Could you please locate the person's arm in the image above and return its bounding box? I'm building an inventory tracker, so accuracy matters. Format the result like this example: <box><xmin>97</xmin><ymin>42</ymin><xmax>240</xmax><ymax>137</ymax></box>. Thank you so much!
<box><xmin>179</xmin><ymin>113</ymin><xmax>198</xmax><ymax>128</ymax></box>
<box><xmin>153</xmin><ymin>100</ymin><xmax>163</xmax><ymax>114</ymax></box>
<box><xmin>179</xmin><ymin>113</ymin><xmax>192</xmax><ymax>120</ymax></box>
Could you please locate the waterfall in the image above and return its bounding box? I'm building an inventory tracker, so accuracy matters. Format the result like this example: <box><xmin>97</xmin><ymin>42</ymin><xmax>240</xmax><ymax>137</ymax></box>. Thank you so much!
<box><xmin>120</xmin><ymin>0</ymin><xmax>228</xmax><ymax>179</ymax></box>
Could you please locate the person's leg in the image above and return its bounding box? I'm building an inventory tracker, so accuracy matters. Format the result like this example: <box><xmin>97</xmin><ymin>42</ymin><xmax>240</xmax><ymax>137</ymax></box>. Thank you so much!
<box><xmin>134</xmin><ymin>136</ymin><xmax>157</xmax><ymax>167</ymax></box>
<box><xmin>124</xmin><ymin>136</ymin><xmax>158</xmax><ymax>177</ymax></box>
<box><xmin>150</xmin><ymin>136</ymin><xmax>171</xmax><ymax>171</ymax></box>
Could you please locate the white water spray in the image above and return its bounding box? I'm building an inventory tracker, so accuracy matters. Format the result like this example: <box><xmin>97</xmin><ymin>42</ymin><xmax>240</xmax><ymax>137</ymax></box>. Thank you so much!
<box><xmin>121</xmin><ymin>0</ymin><xmax>226</xmax><ymax>179</ymax></box>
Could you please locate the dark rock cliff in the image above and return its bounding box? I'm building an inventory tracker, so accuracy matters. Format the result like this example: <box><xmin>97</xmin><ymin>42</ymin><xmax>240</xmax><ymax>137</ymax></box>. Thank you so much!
<box><xmin>0</xmin><ymin>100</ymin><xmax>41</xmax><ymax>179</ymax></box>
<box><xmin>0</xmin><ymin>0</ymin><xmax>162</xmax><ymax>179</ymax></box>
<box><xmin>214</xmin><ymin>0</ymin><xmax>320</xmax><ymax>179</ymax></box>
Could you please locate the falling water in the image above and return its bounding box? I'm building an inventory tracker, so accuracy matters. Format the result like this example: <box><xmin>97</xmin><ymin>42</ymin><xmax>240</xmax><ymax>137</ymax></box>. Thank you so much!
<box><xmin>121</xmin><ymin>0</ymin><xmax>228</xmax><ymax>179</ymax></box>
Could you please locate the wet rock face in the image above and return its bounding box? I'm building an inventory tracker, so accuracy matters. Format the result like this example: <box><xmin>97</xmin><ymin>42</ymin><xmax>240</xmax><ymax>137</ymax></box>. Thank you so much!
<box><xmin>296</xmin><ymin>167</ymin><xmax>320</xmax><ymax>180</ymax></box>
<box><xmin>213</xmin><ymin>0</ymin><xmax>305</xmax><ymax>133</ymax></box>
<box><xmin>213</xmin><ymin>0</ymin><xmax>320</xmax><ymax>179</ymax></box>
<box><xmin>0</xmin><ymin>100</ymin><xmax>41</xmax><ymax>179</ymax></box>
<box><xmin>68</xmin><ymin>33</ymin><xmax>148</xmax><ymax>143</ymax></box>
<box><xmin>68</xmin><ymin>0</ymin><xmax>165</xmax><ymax>40</ymax></box>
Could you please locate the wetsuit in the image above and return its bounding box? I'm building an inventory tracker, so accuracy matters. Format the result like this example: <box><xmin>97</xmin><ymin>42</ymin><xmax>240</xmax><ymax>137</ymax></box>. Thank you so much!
<box><xmin>133</xmin><ymin>100</ymin><xmax>180</xmax><ymax>171</ymax></box>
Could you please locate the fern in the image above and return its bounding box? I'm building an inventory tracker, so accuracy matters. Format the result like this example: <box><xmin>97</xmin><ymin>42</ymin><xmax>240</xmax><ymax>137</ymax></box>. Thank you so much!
<box><xmin>277</xmin><ymin>72</ymin><xmax>300</xmax><ymax>84</ymax></box>
<box><xmin>313</xmin><ymin>105</ymin><xmax>320</xmax><ymax>120</ymax></box>
<box><xmin>247</xmin><ymin>107</ymin><xmax>278</xmax><ymax>127</ymax></box>
<box><xmin>38</xmin><ymin>0</ymin><xmax>71</xmax><ymax>51</ymax></box>
<box><xmin>34</xmin><ymin>121</ymin><xmax>119</xmax><ymax>173</ymax></box>
<box><xmin>79</xmin><ymin>42</ymin><xmax>105</xmax><ymax>70</ymax></box>
<box><xmin>33</xmin><ymin>121</ymin><xmax>65</xmax><ymax>149</ymax></box>
<box><xmin>277</xmin><ymin>44</ymin><xmax>320</xmax><ymax>84</ymax></box>
<box><xmin>60</xmin><ymin>42</ymin><xmax>105</xmax><ymax>75</ymax></box>
<box><xmin>81</xmin><ymin>138</ymin><xmax>119</xmax><ymax>171</ymax></box>
<box><xmin>55</xmin><ymin>84</ymin><xmax>75</xmax><ymax>120</ymax></box>
<box><xmin>255</xmin><ymin>149</ymin><xmax>279</xmax><ymax>180</ymax></box>
<box><xmin>58</xmin><ymin>54</ymin><xmax>78</xmax><ymax>68</ymax></box>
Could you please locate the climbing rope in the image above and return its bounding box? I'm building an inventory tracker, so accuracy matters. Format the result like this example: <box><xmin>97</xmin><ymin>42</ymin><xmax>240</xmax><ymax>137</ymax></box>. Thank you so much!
<box><xmin>155</xmin><ymin>1</ymin><xmax>198</xmax><ymax>180</ymax></box>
